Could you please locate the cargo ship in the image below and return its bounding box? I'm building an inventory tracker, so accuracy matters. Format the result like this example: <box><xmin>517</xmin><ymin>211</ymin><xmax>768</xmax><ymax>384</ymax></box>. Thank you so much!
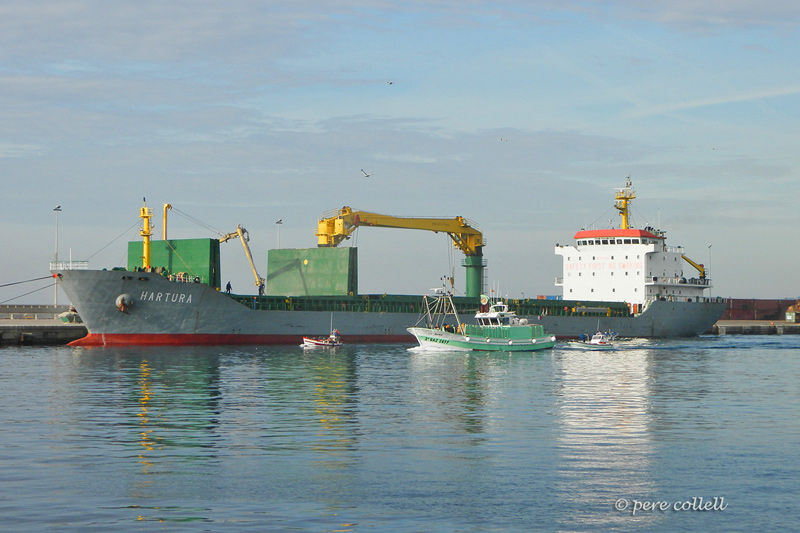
<box><xmin>543</xmin><ymin>177</ymin><xmax>725</xmax><ymax>337</ymax></box>
<box><xmin>53</xmin><ymin>179</ymin><xmax>724</xmax><ymax>346</ymax></box>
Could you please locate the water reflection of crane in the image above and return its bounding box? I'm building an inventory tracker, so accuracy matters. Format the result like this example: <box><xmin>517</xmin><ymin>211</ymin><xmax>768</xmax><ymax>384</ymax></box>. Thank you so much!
<box><xmin>307</xmin><ymin>353</ymin><xmax>360</xmax><ymax>466</ymax></box>
<box><xmin>137</xmin><ymin>360</ymin><xmax>156</xmax><ymax>471</ymax></box>
<box><xmin>129</xmin><ymin>352</ymin><xmax>223</xmax><ymax>503</ymax></box>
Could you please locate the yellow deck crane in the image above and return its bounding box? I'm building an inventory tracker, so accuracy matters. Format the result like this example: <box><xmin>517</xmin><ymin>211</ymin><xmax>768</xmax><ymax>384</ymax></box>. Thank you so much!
<box><xmin>160</xmin><ymin>204</ymin><xmax>264</xmax><ymax>292</ymax></box>
<box><xmin>315</xmin><ymin>206</ymin><xmax>485</xmax><ymax>298</ymax></box>
<box><xmin>681</xmin><ymin>254</ymin><xmax>707</xmax><ymax>279</ymax></box>
<box><xmin>220</xmin><ymin>225</ymin><xmax>265</xmax><ymax>293</ymax></box>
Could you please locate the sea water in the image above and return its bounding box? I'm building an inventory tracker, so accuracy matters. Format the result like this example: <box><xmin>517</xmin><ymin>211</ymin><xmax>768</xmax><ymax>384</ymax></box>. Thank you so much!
<box><xmin>0</xmin><ymin>336</ymin><xmax>798</xmax><ymax>531</ymax></box>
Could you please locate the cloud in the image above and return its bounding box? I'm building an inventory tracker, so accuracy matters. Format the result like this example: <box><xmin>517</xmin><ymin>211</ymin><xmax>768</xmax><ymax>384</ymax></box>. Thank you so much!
<box><xmin>625</xmin><ymin>84</ymin><xmax>800</xmax><ymax>118</ymax></box>
<box><xmin>636</xmin><ymin>1</ymin><xmax>800</xmax><ymax>28</ymax></box>
<box><xmin>0</xmin><ymin>143</ymin><xmax>46</xmax><ymax>158</ymax></box>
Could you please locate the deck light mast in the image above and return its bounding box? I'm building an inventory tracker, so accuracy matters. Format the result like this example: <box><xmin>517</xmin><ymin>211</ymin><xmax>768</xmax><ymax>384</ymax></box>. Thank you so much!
<box><xmin>140</xmin><ymin>198</ymin><xmax>154</xmax><ymax>269</ymax></box>
<box><xmin>614</xmin><ymin>176</ymin><xmax>636</xmax><ymax>230</ymax></box>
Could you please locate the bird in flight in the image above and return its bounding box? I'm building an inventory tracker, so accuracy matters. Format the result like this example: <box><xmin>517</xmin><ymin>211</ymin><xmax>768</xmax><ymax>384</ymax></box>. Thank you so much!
<box><xmin>387</xmin><ymin>81</ymin><xmax>394</xmax><ymax>85</ymax></box>
<box><xmin>361</xmin><ymin>169</ymin><xmax>372</xmax><ymax>178</ymax></box>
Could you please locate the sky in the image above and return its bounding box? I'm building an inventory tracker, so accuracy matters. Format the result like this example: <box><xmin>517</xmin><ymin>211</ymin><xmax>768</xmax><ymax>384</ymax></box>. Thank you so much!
<box><xmin>2</xmin><ymin>0</ymin><xmax>799</xmax><ymax>305</ymax></box>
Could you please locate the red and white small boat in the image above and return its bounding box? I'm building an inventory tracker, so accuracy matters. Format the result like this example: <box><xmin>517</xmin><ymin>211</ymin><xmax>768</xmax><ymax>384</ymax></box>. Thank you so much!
<box><xmin>301</xmin><ymin>330</ymin><xmax>342</xmax><ymax>348</ymax></box>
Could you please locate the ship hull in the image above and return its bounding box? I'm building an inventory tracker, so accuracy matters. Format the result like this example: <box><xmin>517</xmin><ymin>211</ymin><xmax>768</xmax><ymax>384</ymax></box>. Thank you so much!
<box><xmin>539</xmin><ymin>299</ymin><xmax>726</xmax><ymax>339</ymax></box>
<box><xmin>55</xmin><ymin>269</ymin><xmax>414</xmax><ymax>346</ymax></box>
<box><xmin>56</xmin><ymin>269</ymin><xmax>725</xmax><ymax>346</ymax></box>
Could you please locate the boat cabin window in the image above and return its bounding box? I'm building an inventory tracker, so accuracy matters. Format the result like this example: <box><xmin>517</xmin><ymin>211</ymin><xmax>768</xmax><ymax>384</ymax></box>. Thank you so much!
<box><xmin>478</xmin><ymin>316</ymin><xmax>510</xmax><ymax>326</ymax></box>
<box><xmin>624</xmin><ymin>239</ymin><xmax>631</xmax><ymax>244</ymax></box>
<box><xmin>632</xmin><ymin>239</ymin><xmax>640</xmax><ymax>243</ymax></box>
<box><xmin>602</xmin><ymin>239</ymin><xmax>609</xmax><ymax>244</ymax></box>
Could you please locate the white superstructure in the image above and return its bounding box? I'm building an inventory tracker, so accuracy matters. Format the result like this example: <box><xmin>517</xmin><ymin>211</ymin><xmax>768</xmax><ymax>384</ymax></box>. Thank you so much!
<box><xmin>554</xmin><ymin>178</ymin><xmax>713</xmax><ymax>310</ymax></box>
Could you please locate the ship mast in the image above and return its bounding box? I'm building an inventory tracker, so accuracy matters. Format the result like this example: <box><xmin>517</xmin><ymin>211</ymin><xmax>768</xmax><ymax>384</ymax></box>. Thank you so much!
<box><xmin>162</xmin><ymin>203</ymin><xmax>172</xmax><ymax>240</ymax></box>
<box><xmin>139</xmin><ymin>198</ymin><xmax>154</xmax><ymax>269</ymax></box>
<box><xmin>614</xmin><ymin>176</ymin><xmax>636</xmax><ymax>230</ymax></box>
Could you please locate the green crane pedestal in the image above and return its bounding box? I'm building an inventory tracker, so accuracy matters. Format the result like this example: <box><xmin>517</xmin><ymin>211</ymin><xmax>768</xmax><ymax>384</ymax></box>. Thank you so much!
<box><xmin>464</xmin><ymin>254</ymin><xmax>484</xmax><ymax>299</ymax></box>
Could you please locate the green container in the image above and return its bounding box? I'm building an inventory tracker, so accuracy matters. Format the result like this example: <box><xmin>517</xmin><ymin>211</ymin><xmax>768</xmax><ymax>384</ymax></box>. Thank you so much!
<box><xmin>267</xmin><ymin>247</ymin><xmax>357</xmax><ymax>296</ymax></box>
<box><xmin>127</xmin><ymin>239</ymin><xmax>221</xmax><ymax>289</ymax></box>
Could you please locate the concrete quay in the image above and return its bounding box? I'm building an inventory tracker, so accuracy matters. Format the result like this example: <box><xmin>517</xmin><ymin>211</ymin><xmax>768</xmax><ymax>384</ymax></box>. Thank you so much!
<box><xmin>0</xmin><ymin>305</ymin><xmax>86</xmax><ymax>345</ymax></box>
<box><xmin>0</xmin><ymin>318</ymin><xmax>87</xmax><ymax>345</ymax></box>
<box><xmin>711</xmin><ymin>320</ymin><xmax>800</xmax><ymax>336</ymax></box>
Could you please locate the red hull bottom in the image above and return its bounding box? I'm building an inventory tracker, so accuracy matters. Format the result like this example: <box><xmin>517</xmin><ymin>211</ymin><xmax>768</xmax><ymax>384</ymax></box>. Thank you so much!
<box><xmin>68</xmin><ymin>333</ymin><xmax>412</xmax><ymax>347</ymax></box>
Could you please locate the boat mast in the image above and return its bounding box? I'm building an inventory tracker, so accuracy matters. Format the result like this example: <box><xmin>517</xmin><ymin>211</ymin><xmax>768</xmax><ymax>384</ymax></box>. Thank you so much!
<box><xmin>614</xmin><ymin>176</ymin><xmax>636</xmax><ymax>230</ymax></box>
<box><xmin>139</xmin><ymin>198</ymin><xmax>154</xmax><ymax>269</ymax></box>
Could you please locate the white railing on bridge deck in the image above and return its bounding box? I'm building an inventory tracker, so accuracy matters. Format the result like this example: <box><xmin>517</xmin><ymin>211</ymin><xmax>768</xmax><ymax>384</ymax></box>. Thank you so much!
<box><xmin>644</xmin><ymin>295</ymin><xmax>723</xmax><ymax>306</ymax></box>
<box><xmin>50</xmin><ymin>261</ymin><xmax>90</xmax><ymax>270</ymax></box>
<box><xmin>646</xmin><ymin>275</ymin><xmax>711</xmax><ymax>287</ymax></box>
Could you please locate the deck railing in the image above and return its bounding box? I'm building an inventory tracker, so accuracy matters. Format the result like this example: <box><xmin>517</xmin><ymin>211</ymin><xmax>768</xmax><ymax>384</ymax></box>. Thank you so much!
<box><xmin>50</xmin><ymin>261</ymin><xmax>90</xmax><ymax>270</ymax></box>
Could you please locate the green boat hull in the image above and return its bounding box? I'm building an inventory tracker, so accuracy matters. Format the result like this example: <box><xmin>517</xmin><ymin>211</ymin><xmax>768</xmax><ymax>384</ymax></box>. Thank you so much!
<box><xmin>407</xmin><ymin>326</ymin><xmax>556</xmax><ymax>352</ymax></box>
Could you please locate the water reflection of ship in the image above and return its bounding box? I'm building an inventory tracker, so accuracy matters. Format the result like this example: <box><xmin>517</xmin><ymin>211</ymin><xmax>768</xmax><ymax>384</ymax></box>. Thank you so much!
<box><xmin>407</xmin><ymin>351</ymin><xmax>494</xmax><ymax>438</ymax></box>
<box><xmin>304</xmin><ymin>349</ymin><xmax>360</xmax><ymax>468</ymax></box>
<box><xmin>554</xmin><ymin>348</ymin><xmax>658</xmax><ymax>529</ymax></box>
<box><xmin>130</xmin><ymin>350</ymin><xmax>223</xmax><ymax>496</ymax></box>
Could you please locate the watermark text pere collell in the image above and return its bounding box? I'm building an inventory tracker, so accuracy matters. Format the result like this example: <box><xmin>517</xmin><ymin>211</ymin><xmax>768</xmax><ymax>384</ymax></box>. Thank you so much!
<box><xmin>614</xmin><ymin>496</ymin><xmax>727</xmax><ymax>516</ymax></box>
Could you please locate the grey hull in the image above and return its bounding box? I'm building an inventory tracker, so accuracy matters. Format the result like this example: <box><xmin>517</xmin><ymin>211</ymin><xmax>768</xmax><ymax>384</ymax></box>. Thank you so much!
<box><xmin>540</xmin><ymin>299</ymin><xmax>726</xmax><ymax>338</ymax></box>
<box><xmin>55</xmin><ymin>269</ymin><xmax>725</xmax><ymax>345</ymax></box>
